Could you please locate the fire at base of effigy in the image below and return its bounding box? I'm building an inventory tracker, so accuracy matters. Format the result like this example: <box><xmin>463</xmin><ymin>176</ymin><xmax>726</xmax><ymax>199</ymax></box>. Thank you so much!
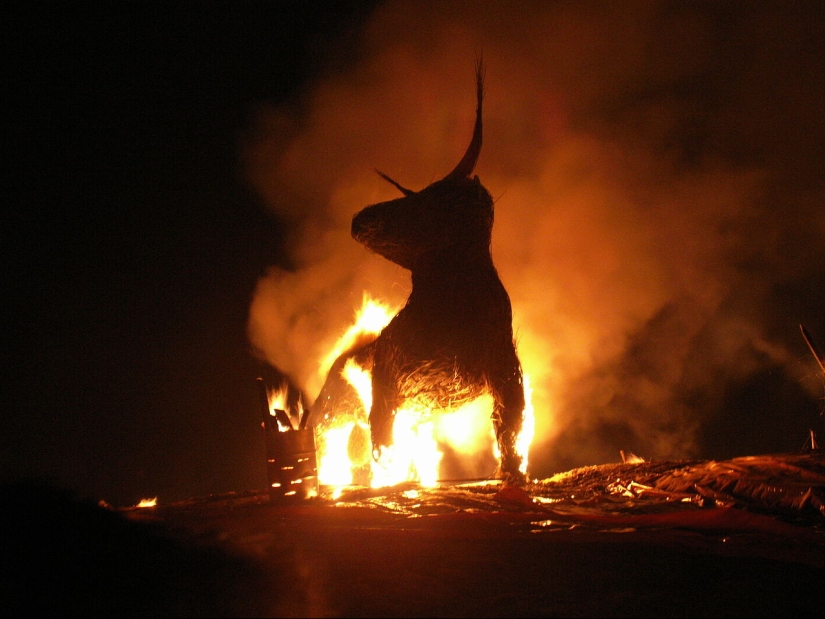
<box><xmin>258</xmin><ymin>295</ymin><xmax>535</xmax><ymax>501</ymax></box>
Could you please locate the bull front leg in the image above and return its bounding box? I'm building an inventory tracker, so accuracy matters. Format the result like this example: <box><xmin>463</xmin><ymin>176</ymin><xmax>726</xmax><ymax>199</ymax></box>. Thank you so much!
<box><xmin>490</xmin><ymin>355</ymin><xmax>526</xmax><ymax>484</ymax></box>
<box><xmin>368</xmin><ymin>355</ymin><xmax>400</xmax><ymax>458</ymax></box>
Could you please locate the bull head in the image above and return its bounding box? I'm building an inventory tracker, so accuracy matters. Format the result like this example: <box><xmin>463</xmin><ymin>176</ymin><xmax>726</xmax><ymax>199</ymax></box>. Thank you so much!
<box><xmin>351</xmin><ymin>63</ymin><xmax>493</xmax><ymax>270</ymax></box>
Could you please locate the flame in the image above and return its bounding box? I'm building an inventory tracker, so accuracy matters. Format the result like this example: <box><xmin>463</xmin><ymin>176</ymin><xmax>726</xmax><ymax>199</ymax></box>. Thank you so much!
<box><xmin>265</xmin><ymin>382</ymin><xmax>303</xmax><ymax>431</ymax></box>
<box><xmin>136</xmin><ymin>497</ymin><xmax>157</xmax><ymax>508</ymax></box>
<box><xmin>517</xmin><ymin>375</ymin><xmax>535</xmax><ymax>475</ymax></box>
<box><xmin>342</xmin><ymin>357</ymin><xmax>373</xmax><ymax>411</ymax></box>
<box><xmin>315</xmin><ymin>294</ymin><xmax>536</xmax><ymax>494</ymax></box>
<box><xmin>318</xmin><ymin>422</ymin><xmax>363</xmax><ymax>490</ymax></box>
<box><xmin>319</xmin><ymin>293</ymin><xmax>397</xmax><ymax>381</ymax></box>
<box><xmin>370</xmin><ymin>407</ymin><xmax>442</xmax><ymax>488</ymax></box>
<box><xmin>433</xmin><ymin>394</ymin><xmax>496</xmax><ymax>455</ymax></box>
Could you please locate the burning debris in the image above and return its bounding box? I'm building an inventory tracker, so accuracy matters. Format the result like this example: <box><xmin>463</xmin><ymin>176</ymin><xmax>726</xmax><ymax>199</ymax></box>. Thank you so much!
<box><xmin>312</xmin><ymin>62</ymin><xmax>531</xmax><ymax>488</ymax></box>
<box><xmin>257</xmin><ymin>377</ymin><xmax>319</xmax><ymax>502</ymax></box>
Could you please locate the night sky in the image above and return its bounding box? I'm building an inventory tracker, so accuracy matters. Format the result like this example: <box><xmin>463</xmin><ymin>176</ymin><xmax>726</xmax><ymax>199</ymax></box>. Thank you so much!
<box><xmin>5</xmin><ymin>2</ymin><xmax>825</xmax><ymax>507</ymax></box>
<box><xmin>5</xmin><ymin>2</ymin><xmax>378</xmax><ymax>506</ymax></box>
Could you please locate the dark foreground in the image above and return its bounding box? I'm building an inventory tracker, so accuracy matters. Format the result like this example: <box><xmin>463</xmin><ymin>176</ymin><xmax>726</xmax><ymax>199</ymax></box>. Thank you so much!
<box><xmin>3</xmin><ymin>454</ymin><xmax>824</xmax><ymax>617</ymax></box>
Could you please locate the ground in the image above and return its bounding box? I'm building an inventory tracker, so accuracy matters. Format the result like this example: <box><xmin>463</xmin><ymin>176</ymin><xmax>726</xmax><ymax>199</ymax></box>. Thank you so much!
<box><xmin>2</xmin><ymin>454</ymin><xmax>823</xmax><ymax>617</ymax></box>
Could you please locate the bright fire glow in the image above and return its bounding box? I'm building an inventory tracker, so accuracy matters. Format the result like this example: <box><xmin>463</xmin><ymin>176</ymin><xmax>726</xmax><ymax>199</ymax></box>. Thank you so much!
<box><xmin>518</xmin><ymin>375</ymin><xmax>535</xmax><ymax>474</ymax></box>
<box><xmin>342</xmin><ymin>357</ymin><xmax>373</xmax><ymax>411</ymax></box>
<box><xmin>136</xmin><ymin>497</ymin><xmax>157</xmax><ymax>508</ymax></box>
<box><xmin>266</xmin><ymin>382</ymin><xmax>303</xmax><ymax>431</ymax></box>
<box><xmin>315</xmin><ymin>294</ymin><xmax>536</xmax><ymax>494</ymax></box>
<box><xmin>320</xmin><ymin>294</ymin><xmax>396</xmax><ymax>380</ymax></box>
<box><xmin>370</xmin><ymin>407</ymin><xmax>442</xmax><ymax>488</ymax></box>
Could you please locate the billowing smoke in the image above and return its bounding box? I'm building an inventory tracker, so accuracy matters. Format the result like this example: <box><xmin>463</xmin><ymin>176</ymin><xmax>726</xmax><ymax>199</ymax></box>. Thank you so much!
<box><xmin>243</xmin><ymin>1</ymin><xmax>825</xmax><ymax>475</ymax></box>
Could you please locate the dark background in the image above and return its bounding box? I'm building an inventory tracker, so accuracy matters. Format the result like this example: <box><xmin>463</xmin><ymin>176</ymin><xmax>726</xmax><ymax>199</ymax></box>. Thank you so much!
<box><xmin>4</xmin><ymin>2</ymin><xmax>379</xmax><ymax>506</ymax></box>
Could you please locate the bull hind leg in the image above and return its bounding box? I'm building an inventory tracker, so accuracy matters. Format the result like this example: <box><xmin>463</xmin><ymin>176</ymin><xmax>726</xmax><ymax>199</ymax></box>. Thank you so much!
<box><xmin>490</xmin><ymin>356</ymin><xmax>526</xmax><ymax>483</ymax></box>
<box><xmin>368</xmin><ymin>356</ymin><xmax>401</xmax><ymax>457</ymax></box>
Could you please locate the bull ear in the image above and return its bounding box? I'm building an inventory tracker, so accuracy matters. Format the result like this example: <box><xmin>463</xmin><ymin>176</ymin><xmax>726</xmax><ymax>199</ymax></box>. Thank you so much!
<box><xmin>443</xmin><ymin>59</ymin><xmax>484</xmax><ymax>181</ymax></box>
<box><xmin>375</xmin><ymin>168</ymin><xmax>414</xmax><ymax>196</ymax></box>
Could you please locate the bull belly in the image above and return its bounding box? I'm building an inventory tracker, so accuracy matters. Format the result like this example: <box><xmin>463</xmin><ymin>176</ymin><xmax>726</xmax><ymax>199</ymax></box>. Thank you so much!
<box><xmin>393</xmin><ymin>360</ymin><xmax>488</xmax><ymax>411</ymax></box>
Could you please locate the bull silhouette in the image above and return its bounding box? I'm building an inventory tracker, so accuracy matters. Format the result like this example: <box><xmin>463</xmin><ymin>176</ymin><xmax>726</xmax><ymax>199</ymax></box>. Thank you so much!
<box><xmin>314</xmin><ymin>63</ymin><xmax>526</xmax><ymax>482</ymax></box>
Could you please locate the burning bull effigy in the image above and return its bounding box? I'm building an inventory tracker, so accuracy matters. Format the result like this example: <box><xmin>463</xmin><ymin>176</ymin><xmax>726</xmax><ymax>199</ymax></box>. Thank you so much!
<box><xmin>313</xmin><ymin>62</ymin><xmax>528</xmax><ymax>485</ymax></box>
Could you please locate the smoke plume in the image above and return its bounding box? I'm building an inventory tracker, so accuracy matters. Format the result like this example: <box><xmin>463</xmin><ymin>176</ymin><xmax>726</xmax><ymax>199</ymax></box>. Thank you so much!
<box><xmin>243</xmin><ymin>1</ymin><xmax>825</xmax><ymax>475</ymax></box>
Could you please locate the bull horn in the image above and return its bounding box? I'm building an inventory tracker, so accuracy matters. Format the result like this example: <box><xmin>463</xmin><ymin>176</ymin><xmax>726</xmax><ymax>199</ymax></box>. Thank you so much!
<box><xmin>375</xmin><ymin>168</ymin><xmax>414</xmax><ymax>196</ymax></box>
<box><xmin>443</xmin><ymin>59</ymin><xmax>484</xmax><ymax>181</ymax></box>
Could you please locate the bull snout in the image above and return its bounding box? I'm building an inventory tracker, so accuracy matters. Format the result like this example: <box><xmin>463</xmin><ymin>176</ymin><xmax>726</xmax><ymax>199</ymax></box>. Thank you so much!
<box><xmin>351</xmin><ymin>206</ymin><xmax>380</xmax><ymax>244</ymax></box>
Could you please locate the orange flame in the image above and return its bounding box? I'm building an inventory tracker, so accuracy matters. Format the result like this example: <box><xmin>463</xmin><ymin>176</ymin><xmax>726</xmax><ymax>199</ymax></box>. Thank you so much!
<box><xmin>316</xmin><ymin>294</ymin><xmax>535</xmax><ymax>494</ymax></box>
<box><xmin>319</xmin><ymin>294</ymin><xmax>397</xmax><ymax>382</ymax></box>
<box><xmin>265</xmin><ymin>383</ymin><xmax>303</xmax><ymax>431</ymax></box>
